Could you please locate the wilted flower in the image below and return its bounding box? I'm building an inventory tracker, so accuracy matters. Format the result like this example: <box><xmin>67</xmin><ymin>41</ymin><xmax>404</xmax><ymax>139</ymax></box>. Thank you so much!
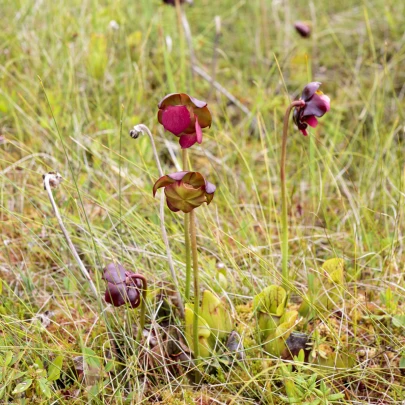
<box><xmin>157</xmin><ymin>93</ymin><xmax>212</xmax><ymax>149</ymax></box>
<box><xmin>103</xmin><ymin>263</ymin><xmax>146</xmax><ymax>308</ymax></box>
<box><xmin>293</xmin><ymin>82</ymin><xmax>330</xmax><ymax>136</ymax></box>
<box><xmin>153</xmin><ymin>171</ymin><xmax>215</xmax><ymax>213</ymax></box>
<box><xmin>294</xmin><ymin>21</ymin><xmax>311</xmax><ymax>38</ymax></box>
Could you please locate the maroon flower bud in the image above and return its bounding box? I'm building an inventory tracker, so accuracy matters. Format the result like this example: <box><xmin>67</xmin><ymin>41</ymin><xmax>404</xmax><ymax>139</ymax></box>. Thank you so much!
<box><xmin>294</xmin><ymin>22</ymin><xmax>311</xmax><ymax>38</ymax></box>
<box><xmin>163</xmin><ymin>0</ymin><xmax>192</xmax><ymax>5</ymax></box>
<box><xmin>293</xmin><ymin>82</ymin><xmax>330</xmax><ymax>136</ymax></box>
<box><xmin>157</xmin><ymin>93</ymin><xmax>212</xmax><ymax>149</ymax></box>
<box><xmin>103</xmin><ymin>263</ymin><xmax>147</xmax><ymax>308</ymax></box>
<box><xmin>153</xmin><ymin>171</ymin><xmax>216</xmax><ymax>213</ymax></box>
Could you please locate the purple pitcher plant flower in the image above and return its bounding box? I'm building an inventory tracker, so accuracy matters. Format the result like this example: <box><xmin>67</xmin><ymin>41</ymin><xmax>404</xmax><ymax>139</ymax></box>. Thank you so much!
<box><xmin>157</xmin><ymin>93</ymin><xmax>212</xmax><ymax>149</ymax></box>
<box><xmin>103</xmin><ymin>263</ymin><xmax>147</xmax><ymax>308</ymax></box>
<box><xmin>163</xmin><ymin>0</ymin><xmax>192</xmax><ymax>5</ymax></box>
<box><xmin>293</xmin><ymin>82</ymin><xmax>330</xmax><ymax>136</ymax></box>
<box><xmin>294</xmin><ymin>21</ymin><xmax>311</xmax><ymax>38</ymax></box>
<box><xmin>153</xmin><ymin>171</ymin><xmax>216</xmax><ymax>213</ymax></box>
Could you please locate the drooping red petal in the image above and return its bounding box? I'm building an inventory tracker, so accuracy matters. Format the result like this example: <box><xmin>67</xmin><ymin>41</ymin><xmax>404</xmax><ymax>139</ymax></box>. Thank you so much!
<box><xmin>193</xmin><ymin>106</ymin><xmax>212</xmax><ymax>128</ymax></box>
<box><xmin>304</xmin><ymin>116</ymin><xmax>318</xmax><ymax>128</ymax></box>
<box><xmin>300</xmin><ymin>129</ymin><xmax>308</xmax><ymax>136</ymax></box>
<box><xmin>161</xmin><ymin>105</ymin><xmax>191</xmax><ymax>135</ymax></box>
<box><xmin>179</xmin><ymin>133</ymin><xmax>198</xmax><ymax>149</ymax></box>
<box><xmin>195</xmin><ymin>118</ymin><xmax>203</xmax><ymax>144</ymax></box>
<box><xmin>153</xmin><ymin>175</ymin><xmax>176</xmax><ymax>196</ymax></box>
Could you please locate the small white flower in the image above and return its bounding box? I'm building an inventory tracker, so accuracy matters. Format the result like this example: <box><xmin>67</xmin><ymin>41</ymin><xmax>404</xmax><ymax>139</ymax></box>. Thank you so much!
<box><xmin>109</xmin><ymin>20</ymin><xmax>120</xmax><ymax>30</ymax></box>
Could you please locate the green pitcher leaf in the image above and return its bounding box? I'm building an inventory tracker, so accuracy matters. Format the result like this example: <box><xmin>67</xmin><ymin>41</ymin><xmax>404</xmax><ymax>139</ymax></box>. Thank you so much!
<box><xmin>185</xmin><ymin>304</ymin><xmax>211</xmax><ymax>357</ymax></box>
<box><xmin>321</xmin><ymin>258</ymin><xmax>345</xmax><ymax>285</ymax></box>
<box><xmin>253</xmin><ymin>285</ymin><xmax>287</xmax><ymax>316</ymax></box>
<box><xmin>200</xmin><ymin>290</ymin><xmax>233</xmax><ymax>340</ymax></box>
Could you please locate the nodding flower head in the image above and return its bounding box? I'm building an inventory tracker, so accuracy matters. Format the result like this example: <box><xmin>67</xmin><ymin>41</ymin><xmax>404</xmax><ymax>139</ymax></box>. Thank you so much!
<box><xmin>103</xmin><ymin>263</ymin><xmax>147</xmax><ymax>308</ymax></box>
<box><xmin>294</xmin><ymin>21</ymin><xmax>311</xmax><ymax>38</ymax></box>
<box><xmin>163</xmin><ymin>0</ymin><xmax>192</xmax><ymax>5</ymax></box>
<box><xmin>153</xmin><ymin>171</ymin><xmax>216</xmax><ymax>213</ymax></box>
<box><xmin>157</xmin><ymin>93</ymin><xmax>212</xmax><ymax>149</ymax></box>
<box><xmin>293</xmin><ymin>82</ymin><xmax>330</xmax><ymax>136</ymax></box>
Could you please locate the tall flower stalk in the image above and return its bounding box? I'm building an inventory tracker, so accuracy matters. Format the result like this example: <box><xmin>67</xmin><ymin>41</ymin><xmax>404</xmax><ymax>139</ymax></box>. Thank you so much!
<box><xmin>189</xmin><ymin>209</ymin><xmax>200</xmax><ymax>358</ymax></box>
<box><xmin>156</xmin><ymin>93</ymin><xmax>213</xmax><ymax>362</ymax></box>
<box><xmin>43</xmin><ymin>172</ymin><xmax>98</xmax><ymax>298</ymax></box>
<box><xmin>182</xmin><ymin>149</ymin><xmax>192</xmax><ymax>301</ymax></box>
<box><xmin>153</xmin><ymin>171</ymin><xmax>215</xmax><ymax>362</ymax></box>
<box><xmin>280</xmin><ymin>101</ymin><xmax>305</xmax><ymax>292</ymax></box>
<box><xmin>280</xmin><ymin>82</ymin><xmax>330</xmax><ymax>292</ymax></box>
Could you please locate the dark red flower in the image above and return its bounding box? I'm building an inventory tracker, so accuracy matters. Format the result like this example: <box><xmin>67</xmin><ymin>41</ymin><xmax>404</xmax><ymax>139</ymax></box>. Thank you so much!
<box><xmin>103</xmin><ymin>263</ymin><xmax>147</xmax><ymax>308</ymax></box>
<box><xmin>163</xmin><ymin>0</ymin><xmax>192</xmax><ymax>5</ymax></box>
<box><xmin>294</xmin><ymin>22</ymin><xmax>311</xmax><ymax>38</ymax></box>
<box><xmin>153</xmin><ymin>171</ymin><xmax>216</xmax><ymax>213</ymax></box>
<box><xmin>293</xmin><ymin>82</ymin><xmax>330</xmax><ymax>136</ymax></box>
<box><xmin>157</xmin><ymin>93</ymin><xmax>212</xmax><ymax>149</ymax></box>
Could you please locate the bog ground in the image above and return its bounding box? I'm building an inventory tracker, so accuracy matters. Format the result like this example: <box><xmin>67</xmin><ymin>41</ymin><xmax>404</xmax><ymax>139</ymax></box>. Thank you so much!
<box><xmin>1</xmin><ymin>0</ymin><xmax>405</xmax><ymax>404</ymax></box>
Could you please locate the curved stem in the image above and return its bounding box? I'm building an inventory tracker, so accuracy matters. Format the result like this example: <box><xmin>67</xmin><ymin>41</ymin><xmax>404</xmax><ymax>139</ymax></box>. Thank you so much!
<box><xmin>43</xmin><ymin>173</ymin><xmax>98</xmax><ymax>298</ymax></box>
<box><xmin>280</xmin><ymin>100</ymin><xmax>305</xmax><ymax>292</ymax></box>
<box><xmin>189</xmin><ymin>209</ymin><xmax>200</xmax><ymax>361</ymax></box>
<box><xmin>131</xmin><ymin>274</ymin><xmax>148</xmax><ymax>342</ymax></box>
<box><xmin>132</xmin><ymin>124</ymin><xmax>184</xmax><ymax>318</ymax></box>
<box><xmin>133</xmin><ymin>124</ymin><xmax>163</xmax><ymax>176</ymax></box>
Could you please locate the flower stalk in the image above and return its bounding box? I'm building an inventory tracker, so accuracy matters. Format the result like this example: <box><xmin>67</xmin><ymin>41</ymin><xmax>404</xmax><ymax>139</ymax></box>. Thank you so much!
<box><xmin>43</xmin><ymin>172</ymin><xmax>98</xmax><ymax>298</ymax></box>
<box><xmin>280</xmin><ymin>100</ymin><xmax>305</xmax><ymax>292</ymax></box>
<box><xmin>189</xmin><ymin>209</ymin><xmax>200</xmax><ymax>360</ymax></box>
<box><xmin>182</xmin><ymin>148</ymin><xmax>192</xmax><ymax>301</ymax></box>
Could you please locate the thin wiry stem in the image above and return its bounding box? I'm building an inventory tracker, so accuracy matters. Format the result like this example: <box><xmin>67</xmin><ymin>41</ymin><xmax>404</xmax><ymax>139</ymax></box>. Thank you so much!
<box><xmin>131</xmin><ymin>124</ymin><xmax>185</xmax><ymax>318</ymax></box>
<box><xmin>179</xmin><ymin>6</ymin><xmax>196</xmax><ymax>81</ymax></box>
<box><xmin>208</xmin><ymin>16</ymin><xmax>221</xmax><ymax>99</ymax></box>
<box><xmin>43</xmin><ymin>172</ymin><xmax>98</xmax><ymax>298</ymax></box>
<box><xmin>193</xmin><ymin>65</ymin><xmax>252</xmax><ymax>116</ymax></box>
<box><xmin>280</xmin><ymin>100</ymin><xmax>305</xmax><ymax>292</ymax></box>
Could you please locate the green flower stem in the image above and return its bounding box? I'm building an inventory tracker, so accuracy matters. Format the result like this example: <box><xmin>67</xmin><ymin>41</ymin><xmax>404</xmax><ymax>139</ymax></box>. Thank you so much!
<box><xmin>183</xmin><ymin>149</ymin><xmax>192</xmax><ymax>301</ymax></box>
<box><xmin>280</xmin><ymin>100</ymin><xmax>305</xmax><ymax>292</ymax></box>
<box><xmin>190</xmin><ymin>209</ymin><xmax>200</xmax><ymax>361</ymax></box>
